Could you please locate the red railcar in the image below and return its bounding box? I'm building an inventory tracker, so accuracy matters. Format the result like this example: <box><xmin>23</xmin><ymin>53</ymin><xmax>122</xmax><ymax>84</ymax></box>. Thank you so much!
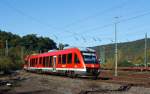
<box><xmin>24</xmin><ymin>47</ymin><xmax>100</xmax><ymax>77</ymax></box>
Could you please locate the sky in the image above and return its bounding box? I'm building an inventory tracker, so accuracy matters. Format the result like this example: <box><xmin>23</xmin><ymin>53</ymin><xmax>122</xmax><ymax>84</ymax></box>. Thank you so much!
<box><xmin>0</xmin><ymin>0</ymin><xmax>150</xmax><ymax>47</ymax></box>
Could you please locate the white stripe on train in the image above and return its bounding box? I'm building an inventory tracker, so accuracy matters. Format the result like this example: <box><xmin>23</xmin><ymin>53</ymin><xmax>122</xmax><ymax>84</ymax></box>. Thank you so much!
<box><xmin>24</xmin><ymin>67</ymin><xmax>86</xmax><ymax>72</ymax></box>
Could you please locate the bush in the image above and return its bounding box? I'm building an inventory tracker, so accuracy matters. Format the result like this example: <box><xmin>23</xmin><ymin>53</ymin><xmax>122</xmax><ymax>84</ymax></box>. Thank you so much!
<box><xmin>118</xmin><ymin>60</ymin><xmax>135</xmax><ymax>67</ymax></box>
<box><xmin>0</xmin><ymin>55</ymin><xmax>23</xmax><ymax>73</ymax></box>
<box><xmin>0</xmin><ymin>56</ymin><xmax>13</xmax><ymax>72</ymax></box>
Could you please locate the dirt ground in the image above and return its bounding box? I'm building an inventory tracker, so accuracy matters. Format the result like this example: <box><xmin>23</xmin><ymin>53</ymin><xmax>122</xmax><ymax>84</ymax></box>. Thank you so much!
<box><xmin>0</xmin><ymin>70</ymin><xmax>150</xmax><ymax>94</ymax></box>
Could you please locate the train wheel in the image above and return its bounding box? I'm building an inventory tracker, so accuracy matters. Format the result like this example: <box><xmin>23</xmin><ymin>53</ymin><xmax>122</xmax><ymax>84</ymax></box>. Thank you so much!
<box><xmin>93</xmin><ymin>71</ymin><xmax>100</xmax><ymax>80</ymax></box>
<box><xmin>68</xmin><ymin>71</ymin><xmax>76</xmax><ymax>78</ymax></box>
<box><xmin>72</xmin><ymin>71</ymin><xmax>78</xmax><ymax>78</ymax></box>
<box><xmin>67</xmin><ymin>71</ymin><xmax>72</xmax><ymax>77</ymax></box>
<box><xmin>65</xmin><ymin>71</ymin><xmax>69</xmax><ymax>76</ymax></box>
<box><xmin>37</xmin><ymin>69</ymin><xmax>42</xmax><ymax>74</ymax></box>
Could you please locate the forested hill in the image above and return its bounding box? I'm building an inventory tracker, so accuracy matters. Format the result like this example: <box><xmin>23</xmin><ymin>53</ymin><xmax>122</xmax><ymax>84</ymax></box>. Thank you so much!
<box><xmin>94</xmin><ymin>38</ymin><xmax>150</xmax><ymax>68</ymax></box>
<box><xmin>0</xmin><ymin>30</ymin><xmax>57</xmax><ymax>52</ymax></box>
<box><xmin>0</xmin><ymin>30</ymin><xmax>57</xmax><ymax>73</ymax></box>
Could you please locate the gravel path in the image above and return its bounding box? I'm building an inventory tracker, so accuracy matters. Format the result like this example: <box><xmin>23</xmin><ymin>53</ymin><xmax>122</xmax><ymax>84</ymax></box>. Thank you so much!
<box><xmin>0</xmin><ymin>71</ymin><xmax>150</xmax><ymax>94</ymax></box>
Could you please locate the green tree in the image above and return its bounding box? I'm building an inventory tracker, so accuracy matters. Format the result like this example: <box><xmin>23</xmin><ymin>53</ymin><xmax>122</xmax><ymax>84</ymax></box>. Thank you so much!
<box><xmin>0</xmin><ymin>30</ymin><xmax>57</xmax><ymax>73</ymax></box>
<box><xmin>0</xmin><ymin>57</ymin><xmax>13</xmax><ymax>73</ymax></box>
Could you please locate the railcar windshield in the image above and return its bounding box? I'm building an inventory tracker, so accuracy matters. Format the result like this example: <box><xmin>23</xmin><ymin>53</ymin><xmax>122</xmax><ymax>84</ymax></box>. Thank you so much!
<box><xmin>82</xmin><ymin>52</ymin><xmax>98</xmax><ymax>64</ymax></box>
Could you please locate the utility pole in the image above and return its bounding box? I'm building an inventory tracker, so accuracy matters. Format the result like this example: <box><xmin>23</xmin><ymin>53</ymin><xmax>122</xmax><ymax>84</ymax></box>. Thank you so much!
<box><xmin>5</xmin><ymin>40</ymin><xmax>8</xmax><ymax>56</ymax></box>
<box><xmin>144</xmin><ymin>33</ymin><xmax>147</xmax><ymax>68</ymax></box>
<box><xmin>21</xmin><ymin>47</ymin><xmax>24</xmax><ymax>63</ymax></box>
<box><xmin>103</xmin><ymin>46</ymin><xmax>105</xmax><ymax>64</ymax></box>
<box><xmin>100</xmin><ymin>46</ymin><xmax>105</xmax><ymax>64</ymax></box>
<box><xmin>114</xmin><ymin>17</ymin><xmax>118</xmax><ymax>77</ymax></box>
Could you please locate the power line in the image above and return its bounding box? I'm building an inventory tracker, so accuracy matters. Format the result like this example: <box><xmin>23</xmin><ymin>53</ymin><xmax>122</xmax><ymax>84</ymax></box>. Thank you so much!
<box><xmin>65</xmin><ymin>9</ymin><xmax>150</xmax><ymax>38</ymax></box>
<box><xmin>118</xmin><ymin>11</ymin><xmax>150</xmax><ymax>24</ymax></box>
<box><xmin>54</xmin><ymin>0</ymin><xmax>131</xmax><ymax>39</ymax></box>
<box><xmin>1</xmin><ymin>0</ymin><xmax>57</xmax><ymax>30</ymax></box>
<box><xmin>124</xmin><ymin>27</ymin><xmax>150</xmax><ymax>35</ymax></box>
<box><xmin>61</xmin><ymin>23</ymin><xmax>114</xmax><ymax>38</ymax></box>
<box><xmin>60</xmin><ymin>8</ymin><xmax>150</xmax><ymax>42</ymax></box>
<box><xmin>83</xmin><ymin>10</ymin><xmax>150</xmax><ymax>34</ymax></box>
<box><xmin>80</xmin><ymin>14</ymin><xmax>149</xmax><ymax>43</ymax></box>
<box><xmin>1</xmin><ymin>0</ymin><xmax>88</xmax><ymax>42</ymax></box>
<box><xmin>63</xmin><ymin>0</ymin><xmax>130</xmax><ymax>28</ymax></box>
<box><xmin>0</xmin><ymin>0</ymin><xmax>62</xmax><ymax>40</ymax></box>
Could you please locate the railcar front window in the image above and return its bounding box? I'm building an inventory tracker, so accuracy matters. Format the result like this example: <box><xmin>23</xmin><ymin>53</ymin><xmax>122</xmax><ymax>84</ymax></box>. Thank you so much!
<box><xmin>82</xmin><ymin>52</ymin><xmax>98</xmax><ymax>64</ymax></box>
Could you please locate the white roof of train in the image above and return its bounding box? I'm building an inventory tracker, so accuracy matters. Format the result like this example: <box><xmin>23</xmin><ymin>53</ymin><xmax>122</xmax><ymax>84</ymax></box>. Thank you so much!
<box><xmin>64</xmin><ymin>47</ymin><xmax>95</xmax><ymax>52</ymax></box>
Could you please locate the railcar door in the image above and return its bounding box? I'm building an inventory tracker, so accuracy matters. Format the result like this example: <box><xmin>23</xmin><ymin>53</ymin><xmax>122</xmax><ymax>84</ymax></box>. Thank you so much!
<box><xmin>53</xmin><ymin>56</ymin><xmax>57</xmax><ymax>72</ymax></box>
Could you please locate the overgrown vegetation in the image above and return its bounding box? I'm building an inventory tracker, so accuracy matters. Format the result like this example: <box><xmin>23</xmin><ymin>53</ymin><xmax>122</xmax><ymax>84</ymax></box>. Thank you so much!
<box><xmin>0</xmin><ymin>30</ymin><xmax>57</xmax><ymax>73</ymax></box>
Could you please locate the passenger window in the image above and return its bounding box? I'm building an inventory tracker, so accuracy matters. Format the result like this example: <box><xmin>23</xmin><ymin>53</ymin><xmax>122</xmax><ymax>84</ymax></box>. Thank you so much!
<box><xmin>46</xmin><ymin>57</ymin><xmax>49</xmax><ymax>67</ymax></box>
<box><xmin>62</xmin><ymin>54</ymin><xmax>66</xmax><ymax>64</ymax></box>
<box><xmin>30</xmin><ymin>59</ymin><xmax>31</xmax><ymax>66</ymax></box>
<box><xmin>43</xmin><ymin>57</ymin><xmax>46</xmax><ymax>66</ymax></box>
<box><xmin>33</xmin><ymin>59</ymin><xmax>35</xmax><ymax>66</ymax></box>
<box><xmin>67</xmin><ymin>53</ymin><xmax>72</xmax><ymax>64</ymax></box>
<box><xmin>75</xmin><ymin>54</ymin><xmax>79</xmax><ymax>64</ymax></box>
<box><xmin>30</xmin><ymin>59</ymin><xmax>33</xmax><ymax>67</ymax></box>
<box><xmin>39</xmin><ymin>57</ymin><xmax>42</xmax><ymax>64</ymax></box>
<box><xmin>49</xmin><ymin>56</ymin><xmax>52</xmax><ymax>67</ymax></box>
<box><xmin>35</xmin><ymin>58</ymin><xmax>38</xmax><ymax>65</ymax></box>
<box><xmin>58</xmin><ymin>55</ymin><xmax>61</xmax><ymax>64</ymax></box>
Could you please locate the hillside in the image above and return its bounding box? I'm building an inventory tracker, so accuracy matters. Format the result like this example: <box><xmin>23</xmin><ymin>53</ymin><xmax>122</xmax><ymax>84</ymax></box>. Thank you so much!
<box><xmin>94</xmin><ymin>38</ymin><xmax>150</xmax><ymax>68</ymax></box>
